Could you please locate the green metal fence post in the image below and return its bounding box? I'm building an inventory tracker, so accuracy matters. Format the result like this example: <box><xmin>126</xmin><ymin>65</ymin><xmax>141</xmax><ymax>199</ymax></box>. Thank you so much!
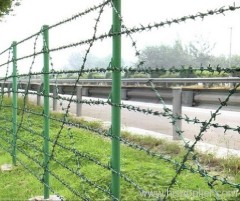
<box><xmin>12</xmin><ymin>41</ymin><xmax>17</xmax><ymax>166</ymax></box>
<box><xmin>42</xmin><ymin>25</ymin><xmax>50</xmax><ymax>199</ymax></box>
<box><xmin>111</xmin><ymin>0</ymin><xmax>121</xmax><ymax>200</ymax></box>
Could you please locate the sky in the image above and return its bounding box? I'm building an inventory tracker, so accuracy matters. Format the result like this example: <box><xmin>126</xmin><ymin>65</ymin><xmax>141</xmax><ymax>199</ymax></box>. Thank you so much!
<box><xmin>0</xmin><ymin>0</ymin><xmax>239</xmax><ymax>72</ymax></box>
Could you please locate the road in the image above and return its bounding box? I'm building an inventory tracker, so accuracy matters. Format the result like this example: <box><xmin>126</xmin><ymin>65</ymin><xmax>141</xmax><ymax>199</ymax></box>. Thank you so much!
<box><xmin>27</xmin><ymin>94</ymin><xmax>240</xmax><ymax>150</ymax></box>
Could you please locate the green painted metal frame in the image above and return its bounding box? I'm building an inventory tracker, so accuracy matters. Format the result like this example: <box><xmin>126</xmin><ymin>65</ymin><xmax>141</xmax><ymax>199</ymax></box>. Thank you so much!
<box><xmin>42</xmin><ymin>25</ymin><xmax>50</xmax><ymax>199</ymax></box>
<box><xmin>111</xmin><ymin>0</ymin><xmax>121</xmax><ymax>200</ymax></box>
<box><xmin>12</xmin><ymin>41</ymin><xmax>17</xmax><ymax>166</ymax></box>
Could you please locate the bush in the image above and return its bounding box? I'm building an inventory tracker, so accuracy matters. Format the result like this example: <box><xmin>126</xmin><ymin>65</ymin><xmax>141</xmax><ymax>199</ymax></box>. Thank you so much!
<box><xmin>87</xmin><ymin>73</ymin><xmax>105</xmax><ymax>79</ymax></box>
<box><xmin>130</xmin><ymin>73</ymin><xmax>150</xmax><ymax>78</ymax></box>
<box><xmin>194</xmin><ymin>70</ymin><xmax>229</xmax><ymax>77</ymax></box>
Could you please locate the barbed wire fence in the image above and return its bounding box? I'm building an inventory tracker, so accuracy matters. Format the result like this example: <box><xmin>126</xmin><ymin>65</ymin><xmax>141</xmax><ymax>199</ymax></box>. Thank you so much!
<box><xmin>0</xmin><ymin>0</ymin><xmax>240</xmax><ymax>200</ymax></box>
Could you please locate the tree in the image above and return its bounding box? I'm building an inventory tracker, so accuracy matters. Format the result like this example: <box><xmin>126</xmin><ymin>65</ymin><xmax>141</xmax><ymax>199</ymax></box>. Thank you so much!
<box><xmin>135</xmin><ymin>37</ymin><xmax>240</xmax><ymax>79</ymax></box>
<box><xmin>63</xmin><ymin>51</ymin><xmax>112</xmax><ymax>78</ymax></box>
<box><xmin>66</xmin><ymin>52</ymin><xmax>99</xmax><ymax>70</ymax></box>
<box><xmin>209</xmin><ymin>55</ymin><xmax>228</xmax><ymax>68</ymax></box>
<box><xmin>0</xmin><ymin>0</ymin><xmax>21</xmax><ymax>18</ymax></box>
<box><xmin>230</xmin><ymin>55</ymin><xmax>240</xmax><ymax>68</ymax></box>
<box><xmin>138</xmin><ymin>40</ymin><xmax>192</xmax><ymax>69</ymax></box>
<box><xmin>188</xmin><ymin>36</ymin><xmax>215</xmax><ymax>66</ymax></box>
<box><xmin>137</xmin><ymin>40</ymin><xmax>192</xmax><ymax>77</ymax></box>
<box><xmin>65</xmin><ymin>52</ymin><xmax>112</xmax><ymax>69</ymax></box>
<box><xmin>209</xmin><ymin>54</ymin><xmax>240</xmax><ymax>70</ymax></box>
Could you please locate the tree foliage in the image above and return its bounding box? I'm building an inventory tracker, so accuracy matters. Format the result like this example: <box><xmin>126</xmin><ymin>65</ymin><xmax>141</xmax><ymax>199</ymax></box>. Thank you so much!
<box><xmin>138</xmin><ymin>40</ymin><xmax>192</xmax><ymax>69</ymax></box>
<box><xmin>138</xmin><ymin>40</ymin><xmax>240</xmax><ymax>68</ymax></box>
<box><xmin>188</xmin><ymin>36</ymin><xmax>215</xmax><ymax>66</ymax></box>
<box><xmin>65</xmin><ymin>51</ymin><xmax>111</xmax><ymax>70</ymax></box>
<box><xmin>0</xmin><ymin>0</ymin><xmax>21</xmax><ymax>18</ymax></box>
<box><xmin>135</xmin><ymin>39</ymin><xmax>240</xmax><ymax>78</ymax></box>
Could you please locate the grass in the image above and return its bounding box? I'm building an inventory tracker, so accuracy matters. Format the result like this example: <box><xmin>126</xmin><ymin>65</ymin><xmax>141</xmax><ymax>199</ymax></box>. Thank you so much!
<box><xmin>122</xmin><ymin>132</ymin><xmax>240</xmax><ymax>177</ymax></box>
<box><xmin>0</xmin><ymin>97</ymin><xmax>240</xmax><ymax>200</ymax></box>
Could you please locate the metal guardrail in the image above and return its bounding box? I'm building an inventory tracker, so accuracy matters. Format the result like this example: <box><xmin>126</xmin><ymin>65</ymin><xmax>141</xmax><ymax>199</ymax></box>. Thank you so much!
<box><xmin>15</xmin><ymin>77</ymin><xmax>240</xmax><ymax>85</ymax></box>
<box><xmin>1</xmin><ymin>78</ymin><xmax>240</xmax><ymax>108</ymax></box>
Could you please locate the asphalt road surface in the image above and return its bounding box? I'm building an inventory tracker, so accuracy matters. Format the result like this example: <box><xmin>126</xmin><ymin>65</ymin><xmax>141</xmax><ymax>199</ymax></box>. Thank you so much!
<box><xmin>28</xmin><ymin>94</ymin><xmax>240</xmax><ymax>150</ymax></box>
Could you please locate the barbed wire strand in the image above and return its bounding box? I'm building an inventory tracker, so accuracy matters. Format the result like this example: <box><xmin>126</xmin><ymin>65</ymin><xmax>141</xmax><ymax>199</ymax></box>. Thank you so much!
<box><xmin>162</xmin><ymin>83</ymin><xmax>240</xmax><ymax>200</ymax></box>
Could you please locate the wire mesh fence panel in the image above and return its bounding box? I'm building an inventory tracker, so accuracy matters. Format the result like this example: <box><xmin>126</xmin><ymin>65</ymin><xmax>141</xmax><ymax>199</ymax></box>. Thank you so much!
<box><xmin>0</xmin><ymin>1</ymin><xmax>240</xmax><ymax>200</ymax></box>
